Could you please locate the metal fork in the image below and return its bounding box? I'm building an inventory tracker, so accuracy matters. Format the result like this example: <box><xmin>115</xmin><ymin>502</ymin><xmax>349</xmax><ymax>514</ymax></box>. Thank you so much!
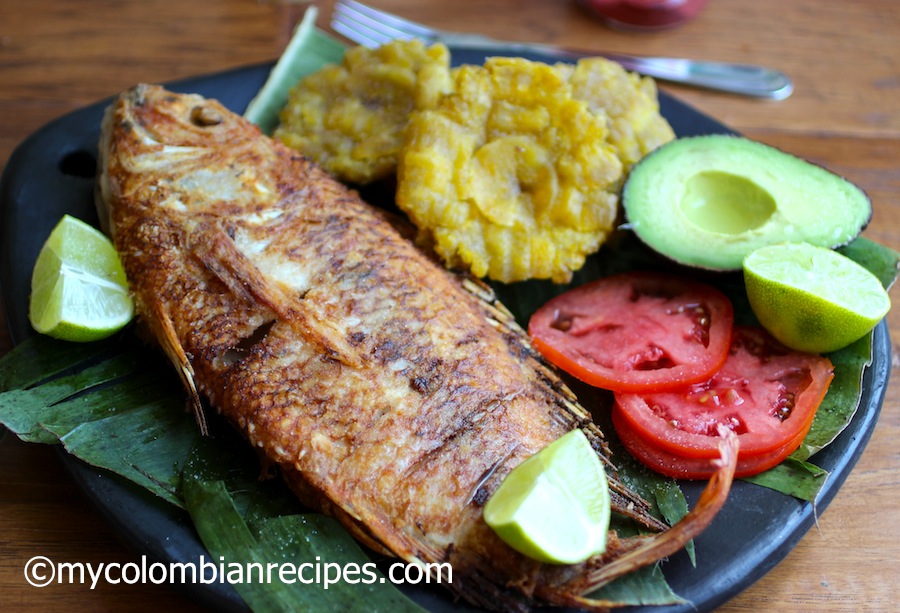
<box><xmin>331</xmin><ymin>0</ymin><xmax>793</xmax><ymax>100</ymax></box>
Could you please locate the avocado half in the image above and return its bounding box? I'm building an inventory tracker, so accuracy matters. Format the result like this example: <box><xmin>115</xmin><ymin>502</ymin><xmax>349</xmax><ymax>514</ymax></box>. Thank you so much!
<box><xmin>622</xmin><ymin>135</ymin><xmax>872</xmax><ymax>270</ymax></box>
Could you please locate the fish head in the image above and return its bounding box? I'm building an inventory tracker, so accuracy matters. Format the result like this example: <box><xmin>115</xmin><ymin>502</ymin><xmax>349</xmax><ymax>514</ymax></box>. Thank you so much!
<box><xmin>110</xmin><ymin>83</ymin><xmax>242</xmax><ymax>148</ymax></box>
<box><xmin>96</xmin><ymin>83</ymin><xmax>276</xmax><ymax>236</ymax></box>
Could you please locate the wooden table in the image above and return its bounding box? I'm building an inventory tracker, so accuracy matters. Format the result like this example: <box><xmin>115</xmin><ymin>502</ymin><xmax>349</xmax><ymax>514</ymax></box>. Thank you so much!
<box><xmin>1</xmin><ymin>0</ymin><xmax>897</xmax><ymax>610</ymax></box>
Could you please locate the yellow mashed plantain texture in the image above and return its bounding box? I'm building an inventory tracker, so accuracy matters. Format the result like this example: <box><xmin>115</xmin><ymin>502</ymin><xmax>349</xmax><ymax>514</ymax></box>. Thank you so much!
<box><xmin>396</xmin><ymin>57</ymin><xmax>626</xmax><ymax>284</ymax></box>
<box><xmin>565</xmin><ymin>58</ymin><xmax>675</xmax><ymax>171</ymax></box>
<box><xmin>274</xmin><ymin>39</ymin><xmax>452</xmax><ymax>184</ymax></box>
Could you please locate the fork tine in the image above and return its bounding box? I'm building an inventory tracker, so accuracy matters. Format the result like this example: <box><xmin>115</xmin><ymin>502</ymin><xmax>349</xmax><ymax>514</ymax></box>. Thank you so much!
<box><xmin>334</xmin><ymin>0</ymin><xmax>436</xmax><ymax>41</ymax></box>
<box><xmin>332</xmin><ymin>8</ymin><xmax>402</xmax><ymax>48</ymax></box>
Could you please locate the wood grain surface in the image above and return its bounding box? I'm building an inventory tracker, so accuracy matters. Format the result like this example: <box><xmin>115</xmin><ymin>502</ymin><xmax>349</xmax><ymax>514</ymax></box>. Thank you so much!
<box><xmin>1</xmin><ymin>0</ymin><xmax>898</xmax><ymax>611</ymax></box>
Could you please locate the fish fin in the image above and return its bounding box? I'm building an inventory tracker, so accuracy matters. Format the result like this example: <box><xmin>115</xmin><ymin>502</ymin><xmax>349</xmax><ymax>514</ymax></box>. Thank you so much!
<box><xmin>187</xmin><ymin>222</ymin><xmax>362</xmax><ymax>368</ymax></box>
<box><xmin>150</xmin><ymin>301</ymin><xmax>208</xmax><ymax>435</ymax></box>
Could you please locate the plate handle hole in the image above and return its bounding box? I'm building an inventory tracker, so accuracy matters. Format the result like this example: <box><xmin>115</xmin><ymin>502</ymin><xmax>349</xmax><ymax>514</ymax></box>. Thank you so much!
<box><xmin>59</xmin><ymin>150</ymin><xmax>97</xmax><ymax>178</ymax></box>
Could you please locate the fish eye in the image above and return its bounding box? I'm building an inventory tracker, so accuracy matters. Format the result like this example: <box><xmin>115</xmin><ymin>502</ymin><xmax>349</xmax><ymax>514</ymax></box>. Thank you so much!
<box><xmin>190</xmin><ymin>105</ymin><xmax>223</xmax><ymax>127</ymax></box>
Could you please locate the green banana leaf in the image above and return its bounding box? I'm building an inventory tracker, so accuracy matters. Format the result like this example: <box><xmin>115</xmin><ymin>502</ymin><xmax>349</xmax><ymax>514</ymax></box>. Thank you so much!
<box><xmin>182</xmin><ymin>431</ymin><xmax>426</xmax><ymax>612</ymax></box>
<box><xmin>1</xmin><ymin>234</ymin><xmax>893</xmax><ymax>611</ymax></box>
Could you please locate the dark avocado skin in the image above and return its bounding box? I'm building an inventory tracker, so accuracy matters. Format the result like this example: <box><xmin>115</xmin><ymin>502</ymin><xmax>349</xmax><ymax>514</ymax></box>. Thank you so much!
<box><xmin>621</xmin><ymin>134</ymin><xmax>872</xmax><ymax>271</ymax></box>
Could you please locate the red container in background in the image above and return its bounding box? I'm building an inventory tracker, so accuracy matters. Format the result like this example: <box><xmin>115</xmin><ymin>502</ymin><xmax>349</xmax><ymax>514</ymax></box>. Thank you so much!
<box><xmin>579</xmin><ymin>0</ymin><xmax>708</xmax><ymax>30</ymax></box>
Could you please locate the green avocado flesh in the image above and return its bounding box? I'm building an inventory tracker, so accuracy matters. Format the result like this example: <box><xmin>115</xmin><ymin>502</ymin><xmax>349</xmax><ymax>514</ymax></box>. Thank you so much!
<box><xmin>622</xmin><ymin>135</ymin><xmax>872</xmax><ymax>270</ymax></box>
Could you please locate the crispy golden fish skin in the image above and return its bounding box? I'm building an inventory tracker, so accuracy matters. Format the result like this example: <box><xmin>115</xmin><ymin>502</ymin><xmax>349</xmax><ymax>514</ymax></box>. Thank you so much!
<box><xmin>96</xmin><ymin>84</ymin><xmax>735</xmax><ymax>612</ymax></box>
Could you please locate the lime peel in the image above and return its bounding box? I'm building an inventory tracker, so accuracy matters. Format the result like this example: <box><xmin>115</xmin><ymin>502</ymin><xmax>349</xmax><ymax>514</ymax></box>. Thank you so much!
<box><xmin>483</xmin><ymin>428</ymin><xmax>611</xmax><ymax>565</ymax></box>
<box><xmin>743</xmin><ymin>242</ymin><xmax>891</xmax><ymax>354</ymax></box>
<box><xmin>29</xmin><ymin>215</ymin><xmax>134</xmax><ymax>342</ymax></box>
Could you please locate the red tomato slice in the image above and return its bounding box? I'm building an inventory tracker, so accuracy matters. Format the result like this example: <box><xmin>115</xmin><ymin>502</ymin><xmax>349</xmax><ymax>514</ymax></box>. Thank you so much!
<box><xmin>527</xmin><ymin>272</ymin><xmax>734</xmax><ymax>393</ymax></box>
<box><xmin>612</xmin><ymin>410</ymin><xmax>799</xmax><ymax>479</ymax></box>
<box><xmin>613</xmin><ymin>326</ymin><xmax>835</xmax><ymax>479</ymax></box>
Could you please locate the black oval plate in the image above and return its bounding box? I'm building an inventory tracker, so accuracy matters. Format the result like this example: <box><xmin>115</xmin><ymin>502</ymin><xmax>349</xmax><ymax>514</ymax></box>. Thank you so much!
<box><xmin>0</xmin><ymin>50</ymin><xmax>891</xmax><ymax>613</ymax></box>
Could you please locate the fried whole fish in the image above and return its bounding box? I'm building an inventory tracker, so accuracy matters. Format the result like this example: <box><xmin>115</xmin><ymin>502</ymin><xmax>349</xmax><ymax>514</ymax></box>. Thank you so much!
<box><xmin>96</xmin><ymin>84</ymin><xmax>736</xmax><ymax>612</ymax></box>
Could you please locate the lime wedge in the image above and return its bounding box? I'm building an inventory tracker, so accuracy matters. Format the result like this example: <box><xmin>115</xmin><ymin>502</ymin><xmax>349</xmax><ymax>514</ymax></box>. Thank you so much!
<box><xmin>29</xmin><ymin>215</ymin><xmax>134</xmax><ymax>342</ymax></box>
<box><xmin>743</xmin><ymin>242</ymin><xmax>891</xmax><ymax>353</ymax></box>
<box><xmin>483</xmin><ymin>429</ymin><xmax>610</xmax><ymax>565</ymax></box>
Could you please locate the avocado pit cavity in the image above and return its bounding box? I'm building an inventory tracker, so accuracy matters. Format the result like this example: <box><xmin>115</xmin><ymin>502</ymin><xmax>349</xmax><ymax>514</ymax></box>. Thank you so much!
<box><xmin>680</xmin><ymin>170</ymin><xmax>776</xmax><ymax>235</ymax></box>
